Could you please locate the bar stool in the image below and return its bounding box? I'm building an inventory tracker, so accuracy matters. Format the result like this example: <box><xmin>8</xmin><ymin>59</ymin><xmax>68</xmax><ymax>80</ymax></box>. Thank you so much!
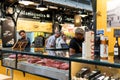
<box><xmin>6</xmin><ymin>68</ymin><xmax>13</xmax><ymax>80</ymax></box>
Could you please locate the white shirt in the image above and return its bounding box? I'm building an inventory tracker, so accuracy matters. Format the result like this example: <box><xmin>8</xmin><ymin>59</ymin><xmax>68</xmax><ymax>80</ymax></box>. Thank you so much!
<box><xmin>57</xmin><ymin>39</ymin><xmax>66</xmax><ymax>48</ymax></box>
<box><xmin>46</xmin><ymin>35</ymin><xmax>56</xmax><ymax>48</ymax></box>
<box><xmin>56</xmin><ymin>36</ymin><xmax>62</xmax><ymax>48</ymax></box>
<box><xmin>56</xmin><ymin>39</ymin><xmax>67</xmax><ymax>57</ymax></box>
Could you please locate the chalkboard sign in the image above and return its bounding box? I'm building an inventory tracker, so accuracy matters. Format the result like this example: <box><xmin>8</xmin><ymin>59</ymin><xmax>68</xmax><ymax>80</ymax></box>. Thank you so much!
<box><xmin>34</xmin><ymin>36</ymin><xmax>44</xmax><ymax>48</ymax></box>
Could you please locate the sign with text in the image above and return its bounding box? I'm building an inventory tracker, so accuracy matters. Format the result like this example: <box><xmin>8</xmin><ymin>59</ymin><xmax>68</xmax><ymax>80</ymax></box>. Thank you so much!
<box><xmin>19</xmin><ymin>9</ymin><xmax>52</xmax><ymax>22</ymax></box>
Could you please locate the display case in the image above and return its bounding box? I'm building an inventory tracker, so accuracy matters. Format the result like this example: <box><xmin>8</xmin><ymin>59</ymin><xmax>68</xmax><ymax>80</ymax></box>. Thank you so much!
<box><xmin>1</xmin><ymin>48</ymin><xmax>69</xmax><ymax>80</ymax></box>
<box><xmin>1</xmin><ymin>48</ymin><xmax>120</xmax><ymax>80</ymax></box>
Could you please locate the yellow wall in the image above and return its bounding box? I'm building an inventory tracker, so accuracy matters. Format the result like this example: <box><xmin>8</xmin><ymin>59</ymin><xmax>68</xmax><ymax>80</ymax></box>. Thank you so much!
<box><xmin>97</xmin><ymin>0</ymin><xmax>116</xmax><ymax>53</ymax></box>
<box><xmin>17</xmin><ymin>18</ymin><xmax>52</xmax><ymax>33</ymax></box>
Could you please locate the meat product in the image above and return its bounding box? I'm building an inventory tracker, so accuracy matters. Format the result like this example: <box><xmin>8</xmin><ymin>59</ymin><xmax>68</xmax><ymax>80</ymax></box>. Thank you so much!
<box><xmin>36</xmin><ymin>60</ymin><xmax>44</xmax><ymax>64</ymax></box>
<box><xmin>51</xmin><ymin>63</ymin><xmax>60</xmax><ymax>69</ymax></box>
<box><xmin>42</xmin><ymin>58</ymin><xmax>54</xmax><ymax>67</ymax></box>
<box><xmin>42</xmin><ymin>58</ymin><xmax>48</xmax><ymax>64</ymax></box>
<box><xmin>54</xmin><ymin>61</ymin><xmax>64</xmax><ymax>64</ymax></box>
<box><xmin>9</xmin><ymin>54</ymin><xmax>22</xmax><ymax>59</ymax></box>
<box><xmin>22</xmin><ymin>55</ymin><xmax>30</xmax><ymax>58</ymax></box>
<box><xmin>46</xmin><ymin>59</ymin><xmax>55</xmax><ymax>63</ymax></box>
<box><xmin>27</xmin><ymin>58</ymin><xmax>41</xmax><ymax>63</ymax></box>
<box><xmin>59</xmin><ymin>63</ymin><xmax>69</xmax><ymax>70</ymax></box>
<box><xmin>36</xmin><ymin>60</ymin><xmax>46</xmax><ymax>66</ymax></box>
<box><xmin>36</xmin><ymin>58</ymin><xmax>61</xmax><ymax>68</ymax></box>
<box><xmin>35</xmin><ymin>58</ymin><xmax>69</xmax><ymax>70</ymax></box>
<box><xmin>45</xmin><ymin>63</ymin><xmax>52</xmax><ymax>67</ymax></box>
<box><xmin>27</xmin><ymin>56</ymin><xmax>36</xmax><ymax>59</ymax></box>
<box><xmin>9</xmin><ymin>54</ymin><xmax>16</xmax><ymax>58</ymax></box>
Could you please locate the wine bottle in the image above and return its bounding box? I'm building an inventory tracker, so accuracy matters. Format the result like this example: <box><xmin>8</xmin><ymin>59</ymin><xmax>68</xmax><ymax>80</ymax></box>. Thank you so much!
<box><xmin>114</xmin><ymin>37</ymin><xmax>119</xmax><ymax>58</ymax></box>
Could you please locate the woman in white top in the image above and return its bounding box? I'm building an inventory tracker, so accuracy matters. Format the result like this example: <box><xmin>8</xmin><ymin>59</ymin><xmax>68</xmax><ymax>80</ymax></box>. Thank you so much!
<box><xmin>56</xmin><ymin>34</ymin><xmax>68</xmax><ymax>57</ymax></box>
<box><xmin>57</xmin><ymin>34</ymin><xmax>67</xmax><ymax>48</ymax></box>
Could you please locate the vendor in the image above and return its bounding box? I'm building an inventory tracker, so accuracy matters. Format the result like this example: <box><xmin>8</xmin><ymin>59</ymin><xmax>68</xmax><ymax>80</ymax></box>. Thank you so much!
<box><xmin>18</xmin><ymin>30</ymin><xmax>31</xmax><ymax>48</ymax></box>
<box><xmin>69</xmin><ymin>28</ymin><xmax>84</xmax><ymax>55</ymax></box>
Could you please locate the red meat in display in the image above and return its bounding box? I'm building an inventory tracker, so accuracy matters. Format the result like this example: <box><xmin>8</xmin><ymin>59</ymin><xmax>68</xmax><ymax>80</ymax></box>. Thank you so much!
<box><xmin>46</xmin><ymin>59</ymin><xmax>55</xmax><ymax>63</ymax></box>
<box><xmin>36</xmin><ymin>60</ymin><xmax>44</xmax><ymax>64</ymax></box>
<box><xmin>36</xmin><ymin>58</ymin><xmax>53</xmax><ymax>67</ymax></box>
<box><xmin>44</xmin><ymin>59</ymin><xmax>56</xmax><ymax>67</ymax></box>
<box><xmin>59</xmin><ymin>63</ymin><xmax>69</xmax><ymax>70</ymax></box>
<box><xmin>9</xmin><ymin>54</ymin><xmax>16</xmax><ymax>58</ymax></box>
<box><xmin>26</xmin><ymin>58</ymin><xmax>69</xmax><ymax>70</ymax></box>
<box><xmin>54</xmin><ymin>61</ymin><xmax>64</xmax><ymax>64</ymax></box>
<box><xmin>27</xmin><ymin>58</ymin><xmax>41</xmax><ymax>63</ymax></box>
<box><xmin>51</xmin><ymin>63</ymin><xmax>60</xmax><ymax>69</ymax></box>
<box><xmin>22</xmin><ymin>55</ymin><xmax>30</xmax><ymax>58</ymax></box>
<box><xmin>35</xmin><ymin>60</ymin><xmax>46</xmax><ymax>66</ymax></box>
<box><xmin>9</xmin><ymin>54</ymin><xmax>22</xmax><ymax>59</ymax></box>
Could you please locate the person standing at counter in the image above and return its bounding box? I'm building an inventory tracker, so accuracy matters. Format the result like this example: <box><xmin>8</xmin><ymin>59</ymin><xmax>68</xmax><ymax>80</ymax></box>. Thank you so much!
<box><xmin>56</xmin><ymin>31</ymin><xmax>64</xmax><ymax>48</ymax></box>
<box><xmin>45</xmin><ymin>31</ymin><xmax>61</xmax><ymax>56</ymax></box>
<box><xmin>69</xmin><ymin>28</ymin><xmax>84</xmax><ymax>56</ymax></box>
<box><xmin>56</xmin><ymin>34</ymin><xmax>68</xmax><ymax>57</ymax></box>
<box><xmin>45</xmin><ymin>31</ymin><xmax>61</xmax><ymax>49</ymax></box>
<box><xmin>57</xmin><ymin>34</ymin><xmax>68</xmax><ymax>48</ymax></box>
<box><xmin>18</xmin><ymin>30</ymin><xmax>31</xmax><ymax>48</ymax></box>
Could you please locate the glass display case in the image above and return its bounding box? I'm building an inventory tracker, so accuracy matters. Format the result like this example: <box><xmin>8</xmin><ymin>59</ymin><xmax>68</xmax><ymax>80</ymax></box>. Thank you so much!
<box><xmin>1</xmin><ymin>48</ymin><xmax>69</xmax><ymax>80</ymax></box>
<box><xmin>1</xmin><ymin>48</ymin><xmax>120</xmax><ymax>80</ymax></box>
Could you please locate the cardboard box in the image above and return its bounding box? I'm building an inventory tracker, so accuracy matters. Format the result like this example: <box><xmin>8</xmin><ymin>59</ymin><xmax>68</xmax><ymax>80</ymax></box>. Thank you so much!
<box><xmin>0</xmin><ymin>74</ymin><xmax>12</xmax><ymax>80</ymax></box>
<box><xmin>82</xmin><ymin>31</ymin><xmax>94</xmax><ymax>58</ymax></box>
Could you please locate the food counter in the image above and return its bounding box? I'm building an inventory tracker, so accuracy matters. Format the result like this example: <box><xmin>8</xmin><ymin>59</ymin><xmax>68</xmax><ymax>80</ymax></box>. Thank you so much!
<box><xmin>1</xmin><ymin>48</ymin><xmax>120</xmax><ymax>80</ymax></box>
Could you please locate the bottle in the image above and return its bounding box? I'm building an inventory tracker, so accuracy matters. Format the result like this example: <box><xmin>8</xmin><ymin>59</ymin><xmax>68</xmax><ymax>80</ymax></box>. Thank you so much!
<box><xmin>100</xmin><ymin>35</ymin><xmax>108</xmax><ymax>59</ymax></box>
<box><xmin>114</xmin><ymin>37</ymin><xmax>119</xmax><ymax>58</ymax></box>
<box><xmin>0</xmin><ymin>39</ymin><xmax>2</xmax><ymax>49</ymax></box>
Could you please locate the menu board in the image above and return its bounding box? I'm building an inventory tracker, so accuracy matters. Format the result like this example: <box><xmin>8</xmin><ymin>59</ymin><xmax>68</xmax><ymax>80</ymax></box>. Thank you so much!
<box><xmin>34</xmin><ymin>36</ymin><xmax>45</xmax><ymax>48</ymax></box>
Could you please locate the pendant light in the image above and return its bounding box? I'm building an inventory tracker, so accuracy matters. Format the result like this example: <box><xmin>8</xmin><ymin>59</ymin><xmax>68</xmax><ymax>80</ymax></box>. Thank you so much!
<box><xmin>19</xmin><ymin>0</ymin><xmax>34</xmax><ymax>5</ymax></box>
<box><xmin>36</xmin><ymin>0</ymin><xmax>48</xmax><ymax>11</ymax></box>
<box><xmin>0</xmin><ymin>12</ymin><xmax>6</xmax><ymax>21</ymax></box>
<box><xmin>80</xmin><ymin>9</ymin><xmax>88</xmax><ymax>17</ymax></box>
<box><xmin>0</xmin><ymin>17</ymin><xmax>6</xmax><ymax>21</ymax></box>
<box><xmin>74</xmin><ymin>14</ymin><xmax>81</xmax><ymax>27</ymax></box>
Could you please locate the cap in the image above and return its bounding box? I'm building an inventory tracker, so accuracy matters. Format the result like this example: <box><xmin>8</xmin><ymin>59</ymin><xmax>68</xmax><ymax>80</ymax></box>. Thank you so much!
<box><xmin>75</xmin><ymin>28</ymin><xmax>84</xmax><ymax>34</ymax></box>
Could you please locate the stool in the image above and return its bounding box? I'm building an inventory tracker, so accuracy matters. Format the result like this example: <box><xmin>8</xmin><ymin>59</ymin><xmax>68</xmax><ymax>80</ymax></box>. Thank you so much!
<box><xmin>0</xmin><ymin>74</ymin><xmax>12</xmax><ymax>80</ymax></box>
<box><xmin>6</xmin><ymin>68</ymin><xmax>13</xmax><ymax>80</ymax></box>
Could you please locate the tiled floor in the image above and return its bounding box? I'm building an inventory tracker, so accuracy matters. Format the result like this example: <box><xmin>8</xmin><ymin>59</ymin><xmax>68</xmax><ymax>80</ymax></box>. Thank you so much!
<box><xmin>0</xmin><ymin>61</ymin><xmax>49</xmax><ymax>80</ymax></box>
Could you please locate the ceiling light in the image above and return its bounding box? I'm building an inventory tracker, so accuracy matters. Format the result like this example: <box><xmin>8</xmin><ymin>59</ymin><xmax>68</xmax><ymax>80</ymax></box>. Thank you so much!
<box><xmin>80</xmin><ymin>14</ymin><xmax>87</xmax><ymax>17</ymax></box>
<box><xmin>36</xmin><ymin>0</ymin><xmax>48</xmax><ymax>11</ymax></box>
<box><xmin>0</xmin><ymin>14</ymin><xmax>6</xmax><ymax>21</ymax></box>
<box><xmin>36</xmin><ymin>5</ymin><xmax>48</xmax><ymax>11</ymax></box>
<box><xmin>19</xmin><ymin>0</ymin><xmax>34</xmax><ymax>5</ymax></box>
<box><xmin>0</xmin><ymin>18</ymin><xmax>6</xmax><ymax>21</ymax></box>
<box><xmin>49</xmin><ymin>6</ymin><xmax>58</xmax><ymax>9</ymax></box>
<box><xmin>80</xmin><ymin>9</ymin><xmax>88</xmax><ymax>17</ymax></box>
<box><xmin>74</xmin><ymin>14</ymin><xmax>81</xmax><ymax>27</ymax></box>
